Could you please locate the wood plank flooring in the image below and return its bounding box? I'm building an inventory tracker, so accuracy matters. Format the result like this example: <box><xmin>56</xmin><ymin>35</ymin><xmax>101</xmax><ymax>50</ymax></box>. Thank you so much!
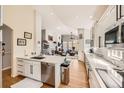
<box><xmin>2</xmin><ymin>59</ymin><xmax>89</xmax><ymax>88</ymax></box>
<box><xmin>2</xmin><ymin>69</ymin><xmax>25</xmax><ymax>88</ymax></box>
<box><xmin>59</xmin><ymin>59</ymin><xmax>89</xmax><ymax>88</ymax></box>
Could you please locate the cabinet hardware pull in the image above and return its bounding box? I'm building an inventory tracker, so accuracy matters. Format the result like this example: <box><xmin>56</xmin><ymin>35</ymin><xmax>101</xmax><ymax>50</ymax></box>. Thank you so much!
<box><xmin>30</xmin><ymin>65</ymin><xmax>33</xmax><ymax>74</ymax></box>
<box><xmin>17</xmin><ymin>64</ymin><xmax>23</xmax><ymax>66</ymax></box>
<box><xmin>18</xmin><ymin>71</ymin><xmax>23</xmax><ymax>73</ymax></box>
<box><xmin>18</xmin><ymin>60</ymin><xmax>23</xmax><ymax>62</ymax></box>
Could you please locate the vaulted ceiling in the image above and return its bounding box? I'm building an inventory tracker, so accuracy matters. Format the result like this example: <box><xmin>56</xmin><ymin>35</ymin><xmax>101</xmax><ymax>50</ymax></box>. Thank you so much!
<box><xmin>35</xmin><ymin>5</ymin><xmax>108</xmax><ymax>35</ymax></box>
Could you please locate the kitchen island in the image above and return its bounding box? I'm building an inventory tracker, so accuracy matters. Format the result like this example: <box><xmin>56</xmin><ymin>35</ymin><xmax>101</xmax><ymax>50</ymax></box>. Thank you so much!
<box><xmin>16</xmin><ymin>55</ymin><xmax>65</xmax><ymax>88</ymax></box>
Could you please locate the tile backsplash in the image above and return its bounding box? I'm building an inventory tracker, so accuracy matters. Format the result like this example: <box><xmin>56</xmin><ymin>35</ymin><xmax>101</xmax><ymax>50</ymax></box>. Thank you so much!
<box><xmin>94</xmin><ymin>44</ymin><xmax>124</xmax><ymax>68</ymax></box>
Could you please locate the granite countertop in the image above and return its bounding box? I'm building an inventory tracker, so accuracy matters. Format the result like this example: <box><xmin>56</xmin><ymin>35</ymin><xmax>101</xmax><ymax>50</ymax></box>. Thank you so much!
<box><xmin>85</xmin><ymin>53</ymin><xmax>116</xmax><ymax>69</ymax></box>
<box><xmin>85</xmin><ymin>52</ymin><xmax>120</xmax><ymax>88</ymax></box>
<box><xmin>17</xmin><ymin>55</ymin><xmax>65</xmax><ymax>64</ymax></box>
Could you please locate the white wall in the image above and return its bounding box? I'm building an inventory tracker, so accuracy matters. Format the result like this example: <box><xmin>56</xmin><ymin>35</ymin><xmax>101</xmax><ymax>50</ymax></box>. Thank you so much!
<box><xmin>35</xmin><ymin>11</ymin><xmax>42</xmax><ymax>55</ymax></box>
<box><xmin>3</xmin><ymin>6</ymin><xmax>35</xmax><ymax>77</ymax></box>
<box><xmin>35</xmin><ymin>6</ymin><xmax>78</xmax><ymax>44</ymax></box>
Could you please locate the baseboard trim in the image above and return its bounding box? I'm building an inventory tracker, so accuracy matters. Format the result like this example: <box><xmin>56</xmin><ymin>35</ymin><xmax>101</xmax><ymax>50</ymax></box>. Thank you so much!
<box><xmin>2</xmin><ymin>66</ymin><xmax>11</xmax><ymax>71</ymax></box>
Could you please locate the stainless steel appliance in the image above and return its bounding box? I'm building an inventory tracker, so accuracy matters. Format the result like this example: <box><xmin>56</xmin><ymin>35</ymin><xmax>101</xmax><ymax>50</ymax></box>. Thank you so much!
<box><xmin>121</xmin><ymin>22</ymin><xmax>124</xmax><ymax>43</ymax></box>
<box><xmin>41</xmin><ymin>62</ymin><xmax>55</xmax><ymax>87</ymax></box>
<box><xmin>105</xmin><ymin>26</ymin><xmax>119</xmax><ymax>47</ymax></box>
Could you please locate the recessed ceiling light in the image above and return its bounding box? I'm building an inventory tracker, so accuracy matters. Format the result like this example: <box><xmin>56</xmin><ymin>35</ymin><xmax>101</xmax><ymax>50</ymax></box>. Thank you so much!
<box><xmin>50</xmin><ymin>12</ymin><xmax>54</xmax><ymax>15</ymax></box>
<box><xmin>56</xmin><ymin>26</ymin><xmax>61</xmax><ymax>30</ymax></box>
<box><xmin>89</xmin><ymin>16</ymin><xmax>93</xmax><ymax>19</ymax></box>
<box><xmin>76</xmin><ymin>16</ymin><xmax>79</xmax><ymax>18</ymax></box>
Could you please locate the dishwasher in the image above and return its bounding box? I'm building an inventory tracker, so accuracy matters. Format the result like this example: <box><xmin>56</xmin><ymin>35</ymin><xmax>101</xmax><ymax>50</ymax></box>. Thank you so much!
<box><xmin>41</xmin><ymin>62</ymin><xmax>55</xmax><ymax>87</ymax></box>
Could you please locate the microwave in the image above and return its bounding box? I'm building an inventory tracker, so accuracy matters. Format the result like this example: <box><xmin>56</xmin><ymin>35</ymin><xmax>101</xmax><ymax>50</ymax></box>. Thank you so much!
<box><xmin>105</xmin><ymin>26</ymin><xmax>119</xmax><ymax>45</ymax></box>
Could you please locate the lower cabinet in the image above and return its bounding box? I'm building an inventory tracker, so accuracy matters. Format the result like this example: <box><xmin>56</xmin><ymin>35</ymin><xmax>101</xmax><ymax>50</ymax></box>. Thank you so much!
<box><xmin>24</xmin><ymin>61</ymin><xmax>33</xmax><ymax>78</ymax></box>
<box><xmin>32</xmin><ymin>62</ymin><xmax>41</xmax><ymax>81</ymax></box>
<box><xmin>89</xmin><ymin>70</ymin><xmax>101</xmax><ymax>88</ymax></box>
<box><xmin>17</xmin><ymin>59</ymin><xmax>41</xmax><ymax>81</ymax></box>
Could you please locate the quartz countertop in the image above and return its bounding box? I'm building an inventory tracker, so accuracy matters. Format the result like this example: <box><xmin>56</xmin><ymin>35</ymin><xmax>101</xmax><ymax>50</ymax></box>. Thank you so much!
<box><xmin>17</xmin><ymin>55</ymin><xmax>65</xmax><ymax>64</ymax></box>
<box><xmin>85</xmin><ymin>53</ymin><xmax>116</xmax><ymax>69</ymax></box>
<box><xmin>85</xmin><ymin>52</ymin><xmax>120</xmax><ymax>88</ymax></box>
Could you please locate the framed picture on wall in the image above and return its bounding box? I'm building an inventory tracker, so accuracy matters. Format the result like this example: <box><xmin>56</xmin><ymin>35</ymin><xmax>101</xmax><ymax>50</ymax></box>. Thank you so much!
<box><xmin>24</xmin><ymin>32</ymin><xmax>32</xmax><ymax>39</ymax></box>
<box><xmin>17</xmin><ymin>38</ymin><xmax>26</xmax><ymax>46</ymax></box>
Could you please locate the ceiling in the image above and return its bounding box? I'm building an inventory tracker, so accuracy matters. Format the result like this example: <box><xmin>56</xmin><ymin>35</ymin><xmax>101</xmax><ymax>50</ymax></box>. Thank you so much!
<box><xmin>51</xmin><ymin>5</ymin><xmax>108</xmax><ymax>29</ymax></box>
<box><xmin>35</xmin><ymin>5</ymin><xmax>108</xmax><ymax>35</ymax></box>
<box><xmin>51</xmin><ymin>5</ymin><xmax>97</xmax><ymax>29</ymax></box>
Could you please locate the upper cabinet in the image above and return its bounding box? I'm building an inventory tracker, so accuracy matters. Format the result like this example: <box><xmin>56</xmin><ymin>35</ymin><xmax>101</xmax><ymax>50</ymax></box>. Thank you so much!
<box><xmin>121</xmin><ymin>5</ymin><xmax>124</xmax><ymax>18</ymax></box>
<box><xmin>116</xmin><ymin>5</ymin><xmax>124</xmax><ymax>21</ymax></box>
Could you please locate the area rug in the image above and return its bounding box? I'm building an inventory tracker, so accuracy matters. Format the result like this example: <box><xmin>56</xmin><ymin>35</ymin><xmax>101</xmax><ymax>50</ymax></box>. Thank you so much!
<box><xmin>10</xmin><ymin>78</ymin><xmax>43</xmax><ymax>88</ymax></box>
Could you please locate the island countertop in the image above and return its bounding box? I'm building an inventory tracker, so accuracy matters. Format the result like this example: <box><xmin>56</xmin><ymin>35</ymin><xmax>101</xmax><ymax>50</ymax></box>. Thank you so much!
<box><xmin>16</xmin><ymin>55</ymin><xmax>65</xmax><ymax>88</ymax></box>
<box><xmin>16</xmin><ymin>55</ymin><xmax>65</xmax><ymax>64</ymax></box>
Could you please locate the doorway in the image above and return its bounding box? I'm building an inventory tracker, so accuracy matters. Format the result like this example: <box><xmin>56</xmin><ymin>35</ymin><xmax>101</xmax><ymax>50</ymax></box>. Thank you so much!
<box><xmin>2</xmin><ymin>24</ymin><xmax>13</xmax><ymax>87</ymax></box>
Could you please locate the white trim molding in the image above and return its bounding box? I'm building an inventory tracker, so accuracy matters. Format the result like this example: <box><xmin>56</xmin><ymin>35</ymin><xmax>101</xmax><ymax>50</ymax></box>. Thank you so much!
<box><xmin>2</xmin><ymin>66</ymin><xmax>11</xmax><ymax>71</ymax></box>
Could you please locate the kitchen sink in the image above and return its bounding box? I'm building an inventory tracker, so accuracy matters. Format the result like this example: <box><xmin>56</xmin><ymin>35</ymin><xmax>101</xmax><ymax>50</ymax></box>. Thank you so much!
<box><xmin>31</xmin><ymin>56</ymin><xmax>45</xmax><ymax>59</ymax></box>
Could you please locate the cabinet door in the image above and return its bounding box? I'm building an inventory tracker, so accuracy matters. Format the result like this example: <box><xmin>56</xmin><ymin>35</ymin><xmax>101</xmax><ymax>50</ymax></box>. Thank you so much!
<box><xmin>17</xmin><ymin>59</ymin><xmax>25</xmax><ymax>76</ymax></box>
<box><xmin>89</xmin><ymin>70</ymin><xmax>101</xmax><ymax>88</ymax></box>
<box><xmin>24</xmin><ymin>61</ymin><xmax>33</xmax><ymax>78</ymax></box>
<box><xmin>32</xmin><ymin>62</ymin><xmax>41</xmax><ymax>81</ymax></box>
<box><xmin>121</xmin><ymin>5</ymin><xmax>124</xmax><ymax>18</ymax></box>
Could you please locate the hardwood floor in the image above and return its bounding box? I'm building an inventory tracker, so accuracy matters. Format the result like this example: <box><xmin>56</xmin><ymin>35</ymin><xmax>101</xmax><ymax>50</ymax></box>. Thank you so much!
<box><xmin>2</xmin><ymin>69</ymin><xmax>25</xmax><ymax>88</ymax></box>
<box><xmin>59</xmin><ymin>59</ymin><xmax>89</xmax><ymax>88</ymax></box>
<box><xmin>2</xmin><ymin>59</ymin><xmax>89</xmax><ymax>88</ymax></box>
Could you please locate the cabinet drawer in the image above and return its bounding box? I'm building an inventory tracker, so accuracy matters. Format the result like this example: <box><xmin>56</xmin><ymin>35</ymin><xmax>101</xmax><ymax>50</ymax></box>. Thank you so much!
<box><xmin>17</xmin><ymin>63</ymin><xmax>24</xmax><ymax>67</ymax></box>
<box><xmin>17</xmin><ymin>66</ymin><xmax>25</xmax><ymax>75</ymax></box>
<box><xmin>17</xmin><ymin>70</ymin><xmax>25</xmax><ymax>75</ymax></box>
<box><xmin>17</xmin><ymin>59</ymin><xmax>25</xmax><ymax>76</ymax></box>
<box><xmin>17</xmin><ymin>66</ymin><xmax>24</xmax><ymax>71</ymax></box>
<box><xmin>17</xmin><ymin>59</ymin><xmax>25</xmax><ymax>67</ymax></box>
<box><xmin>17</xmin><ymin>59</ymin><xmax>24</xmax><ymax>62</ymax></box>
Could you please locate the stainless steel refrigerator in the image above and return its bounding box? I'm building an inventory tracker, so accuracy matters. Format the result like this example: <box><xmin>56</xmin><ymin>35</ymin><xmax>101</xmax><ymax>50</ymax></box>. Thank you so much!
<box><xmin>0</xmin><ymin>6</ymin><xmax>3</xmax><ymax>88</ymax></box>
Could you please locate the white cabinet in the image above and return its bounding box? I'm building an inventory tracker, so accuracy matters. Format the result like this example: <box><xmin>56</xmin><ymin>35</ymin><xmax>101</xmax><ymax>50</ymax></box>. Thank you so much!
<box><xmin>32</xmin><ymin>62</ymin><xmax>41</xmax><ymax>81</ymax></box>
<box><xmin>17</xmin><ymin>59</ymin><xmax>25</xmax><ymax>76</ymax></box>
<box><xmin>89</xmin><ymin>70</ymin><xmax>101</xmax><ymax>88</ymax></box>
<box><xmin>24</xmin><ymin>61</ymin><xmax>33</xmax><ymax>78</ymax></box>
<box><xmin>17</xmin><ymin>59</ymin><xmax>41</xmax><ymax>81</ymax></box>
<box><xmin>78</xmin><ymin>51</ymin><xmax>84</xmax><ymax>62</ymax></box>
<box><xmin>121</xmin><ymin>5</ymin><xmax>124</xmax><ymax>17</ymax></box>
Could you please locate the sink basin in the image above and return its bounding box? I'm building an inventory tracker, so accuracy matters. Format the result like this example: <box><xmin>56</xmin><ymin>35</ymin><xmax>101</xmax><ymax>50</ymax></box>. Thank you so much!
<box><xmin>31</xmin><ymin>56</ymin><xmax>45</xmax><ymax>59</ymax></box>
